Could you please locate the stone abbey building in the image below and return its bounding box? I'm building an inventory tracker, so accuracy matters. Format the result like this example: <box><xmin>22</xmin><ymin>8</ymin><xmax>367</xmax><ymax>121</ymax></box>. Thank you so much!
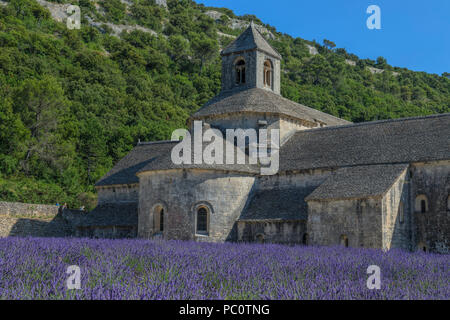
<box><xmin>85</xmin><ymin>24</ymin><xmax>450</xmax><ymax>253</ymax></box>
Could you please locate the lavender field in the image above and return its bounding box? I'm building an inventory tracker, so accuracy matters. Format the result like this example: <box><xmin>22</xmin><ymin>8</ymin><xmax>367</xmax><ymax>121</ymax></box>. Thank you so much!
<box><xmin>0</xmin><ymin>237</ymin><xmax>448</xmax><ymax>300</ymax></box>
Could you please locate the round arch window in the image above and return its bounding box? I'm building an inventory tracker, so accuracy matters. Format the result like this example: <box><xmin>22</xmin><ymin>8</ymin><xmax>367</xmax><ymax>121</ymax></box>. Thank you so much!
<box><xmin>263</xmin><ymin>60</ymin><xmax>273</xmax><ymax>88</ymax></box>
<box><xmin>235</xmin><ymin>59</ymin><xmax>246</xmax><ymax>84</ymax></box>
<box><xmin>196</xmin><ymin>206</ymin><xmax>209</xmax><ymax>234</ymax></box>
<box><xmin>153</xmin><ymin>205</ymin><xmax>165</xmax><ymax>233</ymax></box>
<box><xmin>340</xmin><ymin>235</ymin><xmax>349</xmax><ymax>248</ymax></box>
<box><xmin>415</xmin><ymin>195</ymin><xmax>428</xmax><ymax>213</ymax></box>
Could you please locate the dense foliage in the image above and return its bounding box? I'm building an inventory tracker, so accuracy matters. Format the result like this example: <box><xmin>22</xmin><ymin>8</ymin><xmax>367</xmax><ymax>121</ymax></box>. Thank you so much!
<box><xmin>0</xmin><ymin>237</ymin><xmax>448</xmax><ymax>299</ymax></box>
<box><xmin>0</xmin><ymin>0</ymin><xmax>449</xmax><ymax>208</ymax></box>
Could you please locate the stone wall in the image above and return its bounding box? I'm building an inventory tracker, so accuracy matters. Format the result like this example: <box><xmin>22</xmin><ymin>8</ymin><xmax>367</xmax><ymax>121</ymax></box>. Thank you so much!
<box><xmin>0</xmin><ymin>202</ymin><xmax>92</xmax><ymax>238</ymax></box>
<box><xmin>256</xmin><ymin>51</ymin><xmax>281</xmax><ymax>94</ymax></box>
<box><xmin>382</xmin><ymin>169</ymin><xmax>412</xmax><ymax>251</ymax></box>
<box><xmin>307</xmin><ymin>198</ymin><xmax>383</xmax><ymax>248</ymax></box>
<box><xmin>279</xmin><ymin>117</ymin><xmax>318</xmax><ymax>144</ymax></box>
<box><xmin>195</xmin><ymin>112</ymin><xmax>279</xmax><ymax>134</ymax></box>
<box><xmin>237</xmin><ymin>220</ymin><xmax>306</xmax><ymax>244</ymax></box>
<box><xmin>137</xmin><ymin>169</ymin><xmax>256</xmax><ymax>242</ymax></box>
<box><xmin>0</xmin><ymin>202</ymin><xmax>73</xmax><ymax>238</ymax></box>
<box><xmin>410</xmin><ymin>161</ymin><xmax>450</xmax><ymax>253</ymax></box>
<box><xmin>235</xmin><ymin>170</ymin><xmax>330</xmax><ymax>244</ymax></box>
<box><xmin>220</xmin><ymin>50</ymin><xmax>280</xmax><ymax>94</ymax></box>
<box><xmin>76</xmin><ymin>225</ymin><xmax>137</xmax><ymax>239</ymax></box>
<box><xmin>191</xmin><ymin>112</ymin><xmax>319</xmax><ymax>146</ymax></box>
<box><xmin>0</xmin><ymin>201</ymin><xmax>59</xmax><ymax>217</ymax></box>
<box><xmin>96</xmin><ymin>184</ymin><xmax>139</xmax><ymax>205</ymax></box>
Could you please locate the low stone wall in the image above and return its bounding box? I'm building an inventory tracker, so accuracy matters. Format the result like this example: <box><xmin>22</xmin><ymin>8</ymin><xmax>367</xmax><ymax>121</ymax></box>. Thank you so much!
<box><xmin>0</xmin><ymin>202</ymin><xmax>84</xmax><ymax>238</ymax></box>
<box><xmin>0</xmin><ymin>201</ymin><xmax>60</xmax><ymax>218</ymax></box>
<box><xmin>0</xmin><ymin>215</ymin><xmax>71</xmax><ymax>238</ymax></box>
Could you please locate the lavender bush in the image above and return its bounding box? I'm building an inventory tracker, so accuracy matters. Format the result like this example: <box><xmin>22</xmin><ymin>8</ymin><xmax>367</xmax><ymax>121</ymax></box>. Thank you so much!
<box><xmin>0</xmin><ymin>237</ymin><xmax>448</xmax><ymax>300</ymax></box>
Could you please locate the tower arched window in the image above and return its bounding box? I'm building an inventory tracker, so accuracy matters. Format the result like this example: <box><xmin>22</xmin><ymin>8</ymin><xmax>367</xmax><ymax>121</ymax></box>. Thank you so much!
<box><xmin>235</xmin><ymin>59</ymin><xmax>246</xmax><ymax>84</ymax></box>
<box><xmin>263</xmin><ymin>60</ymin><xmax>273</xmax><ymax>88</ymax></box>
<box><xmin>415</xmin><ymin>195</ymin><xmax>428</xmax><ymax>213</ymax></box>
<box><xmin>196</xmin><ymin>206</ymin><xmax>209</xmax><ymax>234</ymax></box>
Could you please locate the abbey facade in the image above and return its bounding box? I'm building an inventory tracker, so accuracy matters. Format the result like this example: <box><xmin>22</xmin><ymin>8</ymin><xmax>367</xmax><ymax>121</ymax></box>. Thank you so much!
<box><xmin>85</xmin><ymin>24</ymin><xmax>450</xmax><ymax>253</ymax></box>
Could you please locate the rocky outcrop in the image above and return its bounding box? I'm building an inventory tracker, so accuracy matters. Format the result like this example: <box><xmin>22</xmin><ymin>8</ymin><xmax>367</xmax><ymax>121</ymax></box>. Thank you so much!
<box><xmin>35</xmin><ymin>0</ymin><xmax>157</xmax><ymax>37</ymax></box>
<box><xmin>306</xmin><ymin>44</ymin><xmax>318</xmax><ymax>55</ymax></box>
<box><xmin>204</xmin><ymin>10</ymin><xmax>275</xmax><ymax>40</ymax></box>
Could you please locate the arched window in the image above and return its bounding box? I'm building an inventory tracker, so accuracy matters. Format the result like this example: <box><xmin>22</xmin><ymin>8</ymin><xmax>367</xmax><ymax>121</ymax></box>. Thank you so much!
<box><xmin>255</xmin><ymin>234</ymin><xmax>264</xmax><ymax>243</ymax></box>
<box><xmin>398</xmin><ymin>201</ymin><xmax>404</xmax><ymax>224</ymax></box>
<box><xmin>302</xmin><ymin>233</ymin><xmax>309</xmax><ymax>245</ymax></box>
<box><xmin>263</xmin><ymin>60</ymin><xmax>272</xmax><ymax>87</ymax></box>
<box><xmin>340</xmin><ymin>235</ymin><xmax>349</xmax><ymax>248</ymax></box>
<box><xmin>415</xmin><ymin>195</ymin><xmax>428</xmax><ymax>213</ymax></box>
<box><xmin>196</xmin><ymin>207</ymin><xmax>209</xmax><ymax>234</ymax></box>
<box><xmin>235</xmin><ymin>59</ymin><xmax>246</xmax><ymax>84</ymax></box>
<box><xmin>159</xmin><ymin>208</ymin><xmax>164</xmax><ymax>232</ymax></box>
<box><xmin>153</xmin><ymin>205</ymin><xmax>166</xmax><ymax>233</ymax></box>
<box><xmin>417</xmin><ymin>242</ymin><xmax>427</xmax><ymax>252</ymax></box>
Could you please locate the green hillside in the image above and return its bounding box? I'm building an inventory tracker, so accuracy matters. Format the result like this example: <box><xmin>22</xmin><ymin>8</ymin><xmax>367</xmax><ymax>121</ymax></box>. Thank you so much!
<box><xmin>0</xmin><ymin>0</ymin><xmax>449</xmax><ymax>208</ymax></box>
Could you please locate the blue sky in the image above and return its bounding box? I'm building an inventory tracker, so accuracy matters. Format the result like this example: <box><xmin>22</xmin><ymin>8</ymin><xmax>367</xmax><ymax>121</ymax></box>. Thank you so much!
<box><xmin>196</xmin><ymin>0</ymin><xmax>450</xmax><ymax>75</ymax></box>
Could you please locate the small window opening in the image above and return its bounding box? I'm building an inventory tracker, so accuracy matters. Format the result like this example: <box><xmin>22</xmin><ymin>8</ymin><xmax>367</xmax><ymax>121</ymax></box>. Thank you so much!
<box><xmin>235</xmin><ymin>59</ymin><xmax>246</xmax><ymax>84</ymax></box>
<box><xmin>340</xmin><ymin>235</ymin><xmax>349</xmax><ymax>248</ymax></box>
<box><xmin>302</xmin><ymin>233</ymin><xmax>309</xmax><ymax>245</ymax></box>
<box><xmin>197</xmin><ymin>207</ymin><xmax>208</xmax><ymax>234</ymax></box>
<box><xmin>255</xmin><ymin>234</ymin><xmax>264</xmax><ymax>243</ymax></box>
<box><xmin>399</xmin><ymin>201</ymin><xmax>404</xmax><ymax>224</ymax></box>
<box><xmin>263</xmin><ymin>60</ymin><xmax>272</xmax><ymax>87</ymax></box>
<box><xmin>159</xmin><ymin>208</ymin><xmax>164</xmax><ymax>232</ymax></box>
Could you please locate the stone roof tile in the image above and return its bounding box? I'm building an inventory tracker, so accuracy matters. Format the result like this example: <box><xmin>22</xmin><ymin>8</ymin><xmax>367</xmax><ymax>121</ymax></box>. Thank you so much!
<box><xmin>305</xmin><ymin>164</ymin><xmax>409</xmax><ymax>201</ymax></box>
<box><xmin>239</xmin><ymin>187</ymin><xmax>315</xmax><ymax>221</ymax></box>
<box><xmin>192</xmin><ymin>87</ymin><xmax>351</xmax><ymax>126</ymax></box>
<box><xmin>280</xmin><ymin>113</ymin><xmax>450</xmax><ymax>172</ymax></box>
<box><xmin>221</xmin><ymin>22</ymin><xmax>281</xmax><ymax>59</ymax></box>
<box><xmin>76</xmin><ymin>202</ymin><xmax>138</xmax><ymax>227</ymax></box>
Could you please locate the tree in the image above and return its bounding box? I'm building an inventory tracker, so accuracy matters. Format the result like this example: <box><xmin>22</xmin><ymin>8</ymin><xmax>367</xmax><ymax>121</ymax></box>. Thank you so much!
<box><xmin>376</xmin><ymin>56</ymin><xmax>387</xmax><ymax>68</ymax></box>
<box><xmin>0</xmin><ymin>97</ymin><xmax>28</xmax><ymax>174</ymax></box>
<box><xmin>79</xmin><ymin>116</ymin><xmax>109</xmax><ymax>185</ymax></box>
<box><xmin>190</xmin><ymin>34</ymin><xmax>219</xmax><ymax>71</ymax></box>
<box><xmin>323</xmin><ymin>39</ymin><xmax>336</xmax><ymax>51</ymax></box>
<box><xmin>168</xmin><ymin>35</ymin><xmax>190</xmax><ymax>63</ymax></box>
<box><xmin>12</xmin><ymin>77</ymin><xmax>69</xmax><ymax>175</ymax></box>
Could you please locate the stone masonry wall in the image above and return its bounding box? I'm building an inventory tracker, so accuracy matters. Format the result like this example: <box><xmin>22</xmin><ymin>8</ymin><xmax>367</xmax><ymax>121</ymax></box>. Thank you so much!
<box><xmin>96</xmin><ymin>184</ymin><xmax>139</xmax><ymax>205</ymax></box>
<box><xmin>138</xmin><ymin>169</ymin><xmax>255</xmax><ymax>242</ymax></box>
<box><xmin>221</xmin><ymin>50</ymin><xmax>280</xmax><ymax>94</ymax></box>
<box><xmin>410</xmin><ymin>161</ymin><xmax>450</xmax><ymax>253</ymax></box>
<box><xmin>0</xmin><ymin>201</ymin><xmax>59</xmax><ymax>217</ymax></box>
<box><xmin>0</xmin><ymin>202</ymin><xmax>72</xmax><ymax>237</ymax></box>
<box><xmin>307</xmin><ymin>198</ymin><xmax>383</xmax><ymax>248</ymax></box>
<box><xmin>237</xmin><ymin>220</ymin><xmax>306</xmax><ymax>244</ymax></box>
<box><xmin>382</xmin><ymin>169</ymin><xmax>412</xmax><ymax>251</ymax></box>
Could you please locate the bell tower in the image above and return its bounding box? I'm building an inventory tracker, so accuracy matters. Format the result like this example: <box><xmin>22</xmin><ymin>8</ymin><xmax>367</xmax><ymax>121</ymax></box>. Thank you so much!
<box><xmin>220</xmin><ymin>22</ymin><xmax>282</xmax><ymax>94</ymax></box>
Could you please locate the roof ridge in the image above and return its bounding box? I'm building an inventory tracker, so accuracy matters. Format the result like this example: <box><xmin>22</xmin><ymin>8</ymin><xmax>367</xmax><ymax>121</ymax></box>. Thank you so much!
<box><xmin>221</xmin><ymin>23</ymin><xmax>281</xmax><ymax>59</ymax></box>
<box><xmin>249</xmin><ymin>23</ymin><xmax>282</xmax><ymax>59</ymax></box>
<box><xmin>137</xmin><ymin>140</ymin><xmax>178</xmax><ymax>146</ymax></box>
<box><xmin>262</xmin><ymin>89</ymin><xmax>351</xmax><ymax>123</ymax></box>
<box><xmin>192</xmin><ymin>87</ymin><xmax>349</xmax><ymax>125</ymax></box>
<box><xmin>300</xmin><ymin>112</ymin><xmax>450</xmax><ymax>134</ymax></box>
